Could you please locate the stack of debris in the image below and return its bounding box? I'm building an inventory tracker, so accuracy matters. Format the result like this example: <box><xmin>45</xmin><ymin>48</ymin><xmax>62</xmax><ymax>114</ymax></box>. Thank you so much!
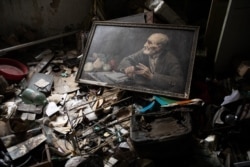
<box><xmin>0</xmin><ymin>1</ymin><xmax>250</xmax><ymax>166</ymax></box>
<box><xmin>0</xmin><ymin>43</ymin><xmax>208</xmax><ymax>167</ymax></box>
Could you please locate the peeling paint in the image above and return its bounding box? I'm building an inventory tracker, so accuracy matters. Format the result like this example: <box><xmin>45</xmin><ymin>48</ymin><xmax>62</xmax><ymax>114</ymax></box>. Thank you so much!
<box><xmin>31</xmin><ymin>0</ymin><xmax>44</xmax><ymax>28</ymax></box>
<box><xmin>0</xmin><ymin>0</ymin><xmax>92</xmax><ymax>37</ymax></box>
<box><xmin>50</xmin><ymin>0</ymin><xmax>61</xmax><ymax>12</ymax></box>
<box><xmin>0</xmin><ymin>1</ymin><xmax>4</xmax><ymax>14</ymax></box>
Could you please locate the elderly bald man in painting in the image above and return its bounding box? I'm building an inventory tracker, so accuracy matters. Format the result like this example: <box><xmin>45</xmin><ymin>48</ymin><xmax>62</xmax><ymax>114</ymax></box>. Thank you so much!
<box><xmin>118</xmin><ymin>33</ymin><xmax>184</xmax><ymax>93</ymax></box>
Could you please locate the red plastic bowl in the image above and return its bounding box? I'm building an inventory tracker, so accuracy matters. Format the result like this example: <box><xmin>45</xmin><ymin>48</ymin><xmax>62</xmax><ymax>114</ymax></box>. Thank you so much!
<box><xmin>0</xmin><ymin>58</ymin><xmax>28</xmax><ymax>82</ymax></box>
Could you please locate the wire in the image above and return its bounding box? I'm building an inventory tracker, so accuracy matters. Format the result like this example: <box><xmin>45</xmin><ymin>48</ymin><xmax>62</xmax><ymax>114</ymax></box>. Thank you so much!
<box><xmin>15</xmin><ymin>156</ymin><xmax>32</xmax><ymax>167</ymax></box>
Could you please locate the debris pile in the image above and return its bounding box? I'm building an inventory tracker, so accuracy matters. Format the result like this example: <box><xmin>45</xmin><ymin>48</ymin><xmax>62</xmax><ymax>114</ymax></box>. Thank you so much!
<box><xmin>0</xmin><ymin>30</ymin><xmax>250</xmax><ymax>167</ymax></box>
<box><xmin>0</xmin><ymin>45</ymin><xmax>205</xmax><ymax>167</ymax></box>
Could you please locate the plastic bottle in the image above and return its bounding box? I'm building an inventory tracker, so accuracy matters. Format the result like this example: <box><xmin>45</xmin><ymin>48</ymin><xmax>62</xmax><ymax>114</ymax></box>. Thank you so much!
<box><xmin>19</xmin><ymin>88</ymin><xmax>48</xmax><ymax>106</ymax></box>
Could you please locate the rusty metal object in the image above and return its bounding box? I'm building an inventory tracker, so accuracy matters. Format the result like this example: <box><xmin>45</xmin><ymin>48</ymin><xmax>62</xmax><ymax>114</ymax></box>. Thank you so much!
<box><xmin>0</xmin><ymin>31</ymin><xmax>79</xmax><ymax>55</ymax></box>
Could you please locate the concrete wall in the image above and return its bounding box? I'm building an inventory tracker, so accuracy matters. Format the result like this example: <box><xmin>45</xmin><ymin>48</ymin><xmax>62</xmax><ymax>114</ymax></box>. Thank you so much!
<box><xmin>0</xmin><ymin>0</ymin><xmax>93</xmax><ymax>37</ymax></box>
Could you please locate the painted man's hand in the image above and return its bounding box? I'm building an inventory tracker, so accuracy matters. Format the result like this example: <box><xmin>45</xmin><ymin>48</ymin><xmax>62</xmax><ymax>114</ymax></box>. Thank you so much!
<box><xmin>135</xmin><ymin>63</ymin><xmax>153</xmax><ymax>79</ymax></box>
<box><xmin>124</xmin><ymin>66</ymin><xmax>135</xmax><ymax>78</ymax></box>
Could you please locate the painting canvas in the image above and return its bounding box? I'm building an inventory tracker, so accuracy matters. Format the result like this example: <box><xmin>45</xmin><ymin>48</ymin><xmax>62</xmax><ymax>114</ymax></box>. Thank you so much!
<box><xmin>76</xmin><ymin>21</ymin><xmax>199</xmax><ymax>99</ymax></box>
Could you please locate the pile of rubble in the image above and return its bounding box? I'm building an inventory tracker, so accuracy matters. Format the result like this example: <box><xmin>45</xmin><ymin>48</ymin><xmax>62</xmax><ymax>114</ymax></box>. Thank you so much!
<box><xmin>0</xmin><ymin>48</ymin><xmax>128</xmax><ymax>166</ymax></box>
<box><xmin>1</xmin><ymin>41</ymin><xmax>250</xmax><ymax>167</ymax></box>
<box><xmin>0</xmin><ymin>47</ymin><xmax>202</xmax><ymax>167</ymax></box>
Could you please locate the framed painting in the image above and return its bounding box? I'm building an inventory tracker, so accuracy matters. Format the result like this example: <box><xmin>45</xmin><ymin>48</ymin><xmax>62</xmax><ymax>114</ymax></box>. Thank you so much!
<box><xmin>76</xmin><ymin>21</ymin><xmax>199</xmax><ymax>99</ymax></box>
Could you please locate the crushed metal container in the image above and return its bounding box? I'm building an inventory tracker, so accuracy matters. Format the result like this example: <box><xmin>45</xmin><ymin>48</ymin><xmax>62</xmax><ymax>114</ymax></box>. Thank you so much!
<box><xmin>130</xmin><ymin>110</ymin><xmax>193</xmax><ymax>158</ymax></box>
